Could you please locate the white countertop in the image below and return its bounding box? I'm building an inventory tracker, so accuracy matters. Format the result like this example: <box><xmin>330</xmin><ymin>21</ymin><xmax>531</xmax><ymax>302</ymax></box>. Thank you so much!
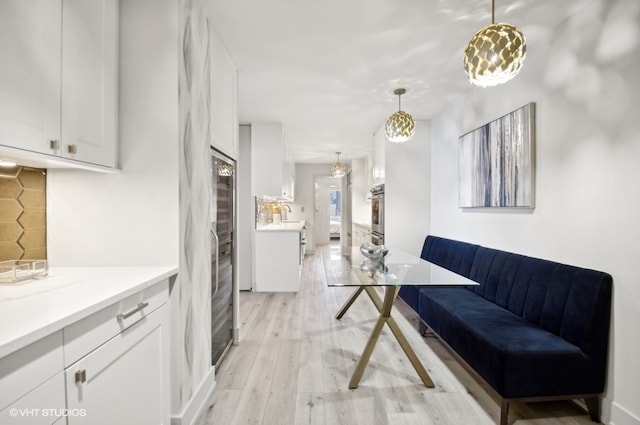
<box><xmin>0</xmin><ymin>265</ymin><xmax>178</xmax><ymax>358</ymax></box>
<box><xmin>256</xmin><ymin>220</ymin><xmax>306</xmax><ymax>232</ymax></box>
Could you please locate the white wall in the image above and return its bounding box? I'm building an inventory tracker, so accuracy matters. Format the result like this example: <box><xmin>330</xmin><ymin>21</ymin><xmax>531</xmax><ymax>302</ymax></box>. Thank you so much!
<box><xmin>350</xmin><ymin>157</ymin><xmax>371</xmax><ymax>226</ymax></box>
<box><xmin>384</xmin><ymin>120</ymin><xmax>430</xmax><ymax>254</ymax></box>
<box><xmin>238</xmin><ymin>125</ymin><xmax>252</xmax><ymax>290</ymax></box>
<box><xmin>47</xmin><ymin>0</ymin><xmax>179</xmax><ymax>267</ymax></box>
<box><xmin>430</xmin><ymin>1</ymin><xmax>640</xmax><ymax>423</ymax></box>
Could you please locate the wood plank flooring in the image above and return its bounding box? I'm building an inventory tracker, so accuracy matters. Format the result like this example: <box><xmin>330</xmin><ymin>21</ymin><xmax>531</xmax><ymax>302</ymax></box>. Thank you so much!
<box><xmin>196</xmin><ymin>243</ymin><xmax>598</xmax><ymax>425</ymax></box>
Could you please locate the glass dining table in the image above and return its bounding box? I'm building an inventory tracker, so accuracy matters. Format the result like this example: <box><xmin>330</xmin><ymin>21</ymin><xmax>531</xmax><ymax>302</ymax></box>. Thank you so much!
<box><xmin>325</xmin><ymin>245</ymin><xmax>477</xmax><ymax>389</ymax></box>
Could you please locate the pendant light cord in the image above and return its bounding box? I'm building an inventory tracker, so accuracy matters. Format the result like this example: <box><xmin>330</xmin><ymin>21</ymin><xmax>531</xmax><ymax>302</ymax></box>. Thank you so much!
<box><xmin>398</xmin><ymin>92</ymin><xmax>402</xmax><ymax>111</ymax></box>
<box><xmin>491</xmin><ymin>0</ymin><xmax>495</xmax><ymax>24</ymax></box>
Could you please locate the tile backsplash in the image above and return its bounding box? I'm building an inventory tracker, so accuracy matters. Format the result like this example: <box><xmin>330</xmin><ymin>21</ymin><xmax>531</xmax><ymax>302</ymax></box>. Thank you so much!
<box><xmin>0</xmin><ymin>166</ymin><xmax>47</xmax><ymax>261</ymax></box>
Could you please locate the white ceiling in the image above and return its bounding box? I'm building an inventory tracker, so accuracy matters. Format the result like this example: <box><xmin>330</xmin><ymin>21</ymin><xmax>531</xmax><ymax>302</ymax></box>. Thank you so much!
<box><xmin>205</xmin><ymin>0</ymin><xmax>582</xmax><ymax>163</ymax></box>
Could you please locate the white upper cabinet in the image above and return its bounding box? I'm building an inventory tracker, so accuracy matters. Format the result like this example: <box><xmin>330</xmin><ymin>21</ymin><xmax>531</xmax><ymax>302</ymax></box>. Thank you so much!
<box><xmin>0</xmin><ymin>0</ymin><xmax>62</xmax><ymax>155</ymax></box>
<box><xmin>251</xmin><ymin>123</ymin><xmax>294</xmax><ymax>199</ymax></box>
<box><xmin>281</xmin><ymin>137</ymin><xmax>295</xmax><ymax>200</ymax></box>
<box><xmin>0</xmin><ymin>0</ymin><xmax>118</xmax><ymax>169</ymax></box>
<box><xmin>372</xmin><ymin>126</ymin><xmax>386</xmax><ymax>185</ymax></box>
<box><xmin>61</xmin><ymin>0</ymin><xmax>118</xmax><ymax>167</ymax></box>
<box><xmin>210</xmin><ymin>29</ymin><xmax>238</xmax><ymax>158</ymax></box>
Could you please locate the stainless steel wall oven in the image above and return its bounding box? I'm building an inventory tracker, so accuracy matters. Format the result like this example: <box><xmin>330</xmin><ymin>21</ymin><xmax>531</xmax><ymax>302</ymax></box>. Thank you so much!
<box><xmin>370</xmin><ymin>184</ymin><xmax>384</xmax><ymax>245</ymax></box>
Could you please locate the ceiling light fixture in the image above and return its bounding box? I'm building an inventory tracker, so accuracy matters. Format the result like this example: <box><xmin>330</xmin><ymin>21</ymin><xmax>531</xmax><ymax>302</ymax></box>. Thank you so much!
<box><xmin>332</xmin><ymin>152</ymin><xmax>347</xmax><ymax>177</ymax></box>
<box><xmin>463</xmin><ymin>0</ymin><xmax>527</xmax><ymax>87</ymax></box>
<box><xmin>217</xmin><ymin>161</ymin><xmax>234</xmax><ymax>176</ymax></box>
<box><xmin>385</xmin><ymin>88</ymin><xmax>415</xmax><ymax>143</ymax></box>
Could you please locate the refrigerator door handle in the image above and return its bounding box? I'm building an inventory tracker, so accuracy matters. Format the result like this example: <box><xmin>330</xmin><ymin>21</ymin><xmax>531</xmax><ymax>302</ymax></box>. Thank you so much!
<box><xmin>211</xmin><ymin>228</ymin><xmax>220</xmax><ymax>298</ymax></box>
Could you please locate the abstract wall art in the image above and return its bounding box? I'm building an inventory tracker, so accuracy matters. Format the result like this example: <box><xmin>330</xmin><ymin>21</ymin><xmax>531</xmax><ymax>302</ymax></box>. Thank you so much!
<box><xmin>459</xmin><ymin>103</ymin><xmax>535</xmax><ymax>208</ymax></box>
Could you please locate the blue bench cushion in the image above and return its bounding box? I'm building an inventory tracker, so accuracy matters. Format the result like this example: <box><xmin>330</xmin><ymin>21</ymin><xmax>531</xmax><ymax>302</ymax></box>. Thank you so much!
<box><xmin>418</xmin><ymin>287</ymin><xmax>603</xmax><ymax>398</ymax></box>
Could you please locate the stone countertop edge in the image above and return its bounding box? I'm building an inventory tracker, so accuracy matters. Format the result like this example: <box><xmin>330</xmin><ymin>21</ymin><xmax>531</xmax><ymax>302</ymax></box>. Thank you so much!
<box><xmin>0</xmin><ymin>266</ymin><xmax>178</xmax><ymax>358</ymax></box>
<box><xmin>255</xmin><ymin>221</ymin><xmax>306</xmax><ymax>232</ymax></box>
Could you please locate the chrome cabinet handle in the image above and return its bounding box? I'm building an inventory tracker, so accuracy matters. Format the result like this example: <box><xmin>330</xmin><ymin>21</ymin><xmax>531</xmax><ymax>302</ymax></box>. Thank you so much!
<box><xmin>117</xmin><ymin>302</ymin><xmax>149</xmax><ymax>320</ymax></box>
<box><xmin>50</xmin><ymin>139</ymin><xmax>60</xmax><ymax>150</ymax></box>
<box><xmin>68</xmin><ymin>144</ymin><xmax>77</xmax><ymax>154</ymax></box>
<box><xmin>211</xmin><ymin>229</ymin><xmax>219</xmax><ymax>298</ymax></box>
<box><xmin>75</xmin><ymin>369</ymin><xmax>87</xmax><ymax>384</ymax></box>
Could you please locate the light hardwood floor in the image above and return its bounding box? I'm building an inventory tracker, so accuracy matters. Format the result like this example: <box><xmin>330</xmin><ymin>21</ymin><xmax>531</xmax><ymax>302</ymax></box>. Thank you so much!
<box><xmin>196</xmin><ymin>243</ymin><xmax>598</xmax><ymax>425</ymax></box>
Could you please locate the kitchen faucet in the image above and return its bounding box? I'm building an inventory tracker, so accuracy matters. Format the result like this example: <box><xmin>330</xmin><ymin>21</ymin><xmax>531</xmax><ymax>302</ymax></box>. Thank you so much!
<box><xmin>281</xmin><ymin>204</ymin><xmax>292</xmax><ymax>220</ymax></box>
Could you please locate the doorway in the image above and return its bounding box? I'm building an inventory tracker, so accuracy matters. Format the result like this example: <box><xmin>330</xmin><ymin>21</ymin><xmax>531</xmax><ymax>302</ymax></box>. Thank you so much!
<box><xmin>314</xmin><ymin>176</ymin><xmax>341</xmax><ymax>246</ymax></box>
<box><xmin>329</xmin><ymin>185</ymin><xmax>341</xmax><ymax>240</ymax></box>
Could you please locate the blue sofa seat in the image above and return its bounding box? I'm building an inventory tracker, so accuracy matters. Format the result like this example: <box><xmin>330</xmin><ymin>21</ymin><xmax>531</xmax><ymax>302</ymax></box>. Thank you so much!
<box><xmin>399</xmin><ymin>235</ymin><xmax>612</xmax><ymax>425</ymax></box>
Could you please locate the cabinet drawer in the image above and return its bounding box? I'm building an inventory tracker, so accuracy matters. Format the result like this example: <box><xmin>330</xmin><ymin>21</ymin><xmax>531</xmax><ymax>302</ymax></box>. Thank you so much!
<box><xmin>0</xmin><ymin>331</ymin><xmax>63</xmax><ymax>411</ymax></box>
<box><xmin>0</xmin><ymin>372</ymin><xmax>65</xmax><ymax>425</ymax></box>
<box><xmin>65</xmin><ymin>305</ymin><xmax>166</xmax><ymax>425</ymax></box>
<box><xmin>63</xmin><ymin>279</ymin><xmax>168</xmax><ymax>367</ymax></box>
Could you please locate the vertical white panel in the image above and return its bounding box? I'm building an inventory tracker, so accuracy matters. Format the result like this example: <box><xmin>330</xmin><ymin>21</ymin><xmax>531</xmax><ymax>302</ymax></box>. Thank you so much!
<box><xmin>385</xmin><ymin>120</ymin><xmax>430</xmax><ymax>254</ymax></box>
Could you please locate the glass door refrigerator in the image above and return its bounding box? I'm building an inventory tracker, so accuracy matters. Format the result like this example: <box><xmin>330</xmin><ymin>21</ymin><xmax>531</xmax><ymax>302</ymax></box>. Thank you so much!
<box><xmin>210</xmin><ymin>148</ymin><xmax>238</xmax><ymax>367</ymax></box>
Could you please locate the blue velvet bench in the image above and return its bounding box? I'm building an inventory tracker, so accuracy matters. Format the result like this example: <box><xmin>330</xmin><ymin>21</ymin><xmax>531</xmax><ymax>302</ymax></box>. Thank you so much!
<box><xmin>399</xmin><ymin>235</ymin><xmax>612</xmax><ymax>425</ymax></box>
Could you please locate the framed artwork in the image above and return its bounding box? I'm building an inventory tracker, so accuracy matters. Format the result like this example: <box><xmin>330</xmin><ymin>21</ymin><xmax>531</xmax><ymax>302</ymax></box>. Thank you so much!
<box><xmin>459</xmin><ymin>103</ymin><xmax>535</xmax><ymax>208</ymax></box>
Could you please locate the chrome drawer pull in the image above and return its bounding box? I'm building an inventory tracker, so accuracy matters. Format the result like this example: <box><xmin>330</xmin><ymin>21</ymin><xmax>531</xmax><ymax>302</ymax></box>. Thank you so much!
<box><xmin>117</xmin><ymin>302</ymin><xmax>149</xmax><ymax>320</ymax></box>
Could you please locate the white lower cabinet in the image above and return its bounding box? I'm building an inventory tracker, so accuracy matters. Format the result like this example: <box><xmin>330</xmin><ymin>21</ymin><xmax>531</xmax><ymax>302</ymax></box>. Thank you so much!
<box><xmin>255</xmin><ymin>230</ymin><xmax>302</xmax><ymax>292</ymax></box>
<box><xmin>65</xmin><ymin>305</ymin><xmax>167</xmax><ymax>425</ymax></box>
<box><xmin>0</xmin><ymin>332</ymin><xmax>65</xmax><ymax>425</ymax></box>
<box><xmin>63</xmin><ymin>280</ymin><xmax>169</xmax><ymax>425</ymax></box>
<box><xmin>0</xmin><ymin>279</ymin><xmax>169</xmax><ymax>425</ymax></box>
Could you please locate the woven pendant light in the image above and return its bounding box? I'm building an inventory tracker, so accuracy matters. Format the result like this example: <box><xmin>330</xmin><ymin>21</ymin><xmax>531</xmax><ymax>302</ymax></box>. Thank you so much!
<box><xmin>332</xmin><ymin>152</ymin><xmax>347</xmax><ymax>177</ymax></box>
<box><xmin>384</xmin><ymin>88</ymin><xmax>415</xmax><ymax>143</ymax></box>
<box><xmin>463</xmin><ymin>0</ymin><xmax>527</xmax><ymax>87</ymax></box>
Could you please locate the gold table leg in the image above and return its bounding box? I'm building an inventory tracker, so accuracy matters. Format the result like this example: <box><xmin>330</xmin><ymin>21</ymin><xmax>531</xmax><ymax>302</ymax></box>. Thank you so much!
<box><xmin>342</xmin><ymin>285</ymin><xmax>435</xmax><ymax>389</ymax></box>
<box><xmin>335</xmin><ymin>286</ymin><xmax>365</xmax><ymax>319</ymax></box>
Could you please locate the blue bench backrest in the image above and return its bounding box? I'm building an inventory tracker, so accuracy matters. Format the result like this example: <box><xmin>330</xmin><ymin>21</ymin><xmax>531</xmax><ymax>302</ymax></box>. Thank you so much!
<box><xmin>420</xmin><ymin>235</ymin><xmax>479</xmax><ymax>278</ymax></box>
<box><xmin>421</xmin><ymin>235</ymin><xmax>612</xmax><ymax>357</ymax></box>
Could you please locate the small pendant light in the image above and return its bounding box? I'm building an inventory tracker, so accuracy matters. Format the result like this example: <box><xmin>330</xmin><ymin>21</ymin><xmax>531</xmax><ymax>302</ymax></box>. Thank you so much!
<box><xmin>384</xmin><ymin>88</ymin><xmax>415</xmax><ymax>143</ymax></box>
<box><xmin>332</xmin><ymin>152</ymin><xmax>347</xmax><ymax>177</ymax></box>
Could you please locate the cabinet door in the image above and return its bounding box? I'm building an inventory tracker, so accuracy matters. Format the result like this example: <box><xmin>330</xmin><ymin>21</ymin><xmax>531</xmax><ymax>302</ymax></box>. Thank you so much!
<box><xmin>65</xmin><ymin>306</ymin><xmax>168</xmax><ymax>425</ymax></box>
<box><xmin>61</xmin><ymin>0</ymin><xmax>118</xmax><ymax>167</ymax></box>
<box><xmin>0</xmin><ymin>0</ymin><xmax>61</xmax><ymax>153</ymax></box>
<box><xmin>251</xmin><ymin>123</ymin><xmax>284</xmax><ymax>196</ymax></box>
<box><xmin>211</xmin><ymin>31</ymin><xmax>238</xmax><ymax>158</ymax></box>
<box><xmin>0</xmin><ymin>373</ymin><xmax>65</xmax><ymax>425</ymax></box>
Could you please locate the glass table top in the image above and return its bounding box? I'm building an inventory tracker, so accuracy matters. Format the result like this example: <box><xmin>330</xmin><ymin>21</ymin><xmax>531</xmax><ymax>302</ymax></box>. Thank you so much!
<box><xmin>324</xmin><ymin>245</ymin><xmax>478</xmax><ymax>287</ymax></box>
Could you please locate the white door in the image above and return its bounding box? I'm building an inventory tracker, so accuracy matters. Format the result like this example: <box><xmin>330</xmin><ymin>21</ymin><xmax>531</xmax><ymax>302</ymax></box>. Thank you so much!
<box><xmin>61</xmin><ymin>0</ymin><xmax>118</xmax><ymax>167</ymax></box>
<box><xmin>0</xmin><ymin>0</ymin><xmax>62</xmax><ymax>154</ymax></box>
<box><xmin>314</xmin><ymin>177</ymin><xmax>343</xmax><ymax>245</ymax></box>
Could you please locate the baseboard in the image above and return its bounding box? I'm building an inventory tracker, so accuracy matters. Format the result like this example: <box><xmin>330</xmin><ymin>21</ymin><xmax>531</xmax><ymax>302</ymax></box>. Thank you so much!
<box><xmin>603</xmin><ymin>398</ymin><xmax>640</xmax><ymax>425</ymax></box>
<box><xmin>170</xmin><ymin>367</ymin><xmax>217</xmax><ymax>425</ymax></box>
